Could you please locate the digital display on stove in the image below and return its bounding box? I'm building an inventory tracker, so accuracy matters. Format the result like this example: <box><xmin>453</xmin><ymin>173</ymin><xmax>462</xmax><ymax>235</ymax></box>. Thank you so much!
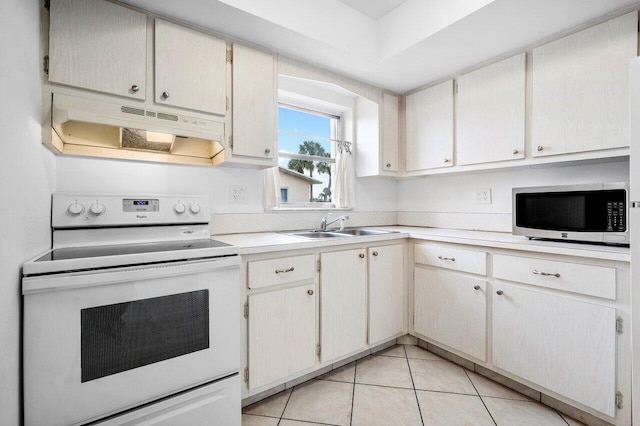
<box><xmin>123</xmin><ymin>199</ymin><xmax>159</xmax><ymax>212</ymax></box>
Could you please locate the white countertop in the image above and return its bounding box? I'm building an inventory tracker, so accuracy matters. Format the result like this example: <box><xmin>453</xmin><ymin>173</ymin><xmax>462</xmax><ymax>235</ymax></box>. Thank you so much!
<box><xmin>213</xmin><ymin>226</ymin><xmax>630</xmax><ymax>262</ymax></box>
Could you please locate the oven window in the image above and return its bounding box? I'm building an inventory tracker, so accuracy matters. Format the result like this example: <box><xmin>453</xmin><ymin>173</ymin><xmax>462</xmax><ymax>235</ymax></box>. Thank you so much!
<box><xmin>81</xmin><ymin>290</ymin><xmax>209</xmax><ymax>382</ymax></box>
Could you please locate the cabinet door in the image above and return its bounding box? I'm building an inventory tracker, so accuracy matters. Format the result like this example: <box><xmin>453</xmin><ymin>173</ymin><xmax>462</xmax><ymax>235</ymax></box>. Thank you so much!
<box><xmin>381</xmin><ymin>93</ymin><xmax>399</xmax><ymax>172</ymax></box>
<box><xmin>155</xmin><ymin>19</ymin><xmax>227</xmax><ymax>115</ymax></box>
<box><xmin>532</xmin><ymin>12</ymin><xmax>637</xmax><ymax>157</ymax></box>
<box><xmin>369</xmin><ymin>244</ymin><xmax>404</xmax><ymax>344</ymax></box>
<box><xmin>405</xmin><ymin>80</ymin><xmax>454</xmax><ymax>171</ymax></box>
<box><xmin>493</xmin><ymin>283</ymin><xmax>616</xmax><ymax>416</ymax></box>
<box><xmin>232</xmin><ymin>44</ymin><xmax>276</xmax><ymax>159</ymax></box>
<box><xmin>320</xmin><ymin>249</ymin><xmax>367</xmax><ymax>362</ymax></box>
<box><xmin>414</xmin><ymin>268</ymin><xmax>487</xmax><ymax>361</ymax></box>
<box><xmin>248</xmin><ymin>284</ymin><xmax>316</xmax><ymax>390</ymax></box>
<box><xmin>456</xmin><ymin>53</ymin><xmax>526</xmax><ymax>165</ymax></box>
<box><xmin>49</xmin><ymin>0</ymin><xmax>147</xmax><ymax>100</ymax></box>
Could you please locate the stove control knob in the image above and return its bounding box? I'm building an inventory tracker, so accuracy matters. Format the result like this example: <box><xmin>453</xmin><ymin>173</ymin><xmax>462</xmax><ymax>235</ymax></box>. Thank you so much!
<box><xmin>89</xmin><ymin>202</ymin><xmax>106</xmax><ymax>216</ymax></box>
<box><xmin>174</xmin><ymin>202</ymin><xmax>186</xmax><ymax>215</ymax></box>
<box><xmin>67</xmin><ymin>202</ymin><xmax>85</xmax><ymax>216</ymax></box>
<box><xmin>189</xmin><ymin>202</ymin><xmax>201</xmax><ymax>214</ymax></box>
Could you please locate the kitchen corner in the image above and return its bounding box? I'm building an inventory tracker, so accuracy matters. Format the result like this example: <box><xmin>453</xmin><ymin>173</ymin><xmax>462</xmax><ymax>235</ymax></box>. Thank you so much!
<box><xmin>3</xmin><ymin>0</ymin><xmax>639</xmax><ymax>425</ymax></box>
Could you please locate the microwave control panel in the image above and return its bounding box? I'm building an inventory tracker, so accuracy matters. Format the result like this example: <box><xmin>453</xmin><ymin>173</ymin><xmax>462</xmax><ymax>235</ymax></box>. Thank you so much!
<box><xmin>607</xmin><ymin>201</ymin><xmax>625</xmax><ymax>231</ymax></box>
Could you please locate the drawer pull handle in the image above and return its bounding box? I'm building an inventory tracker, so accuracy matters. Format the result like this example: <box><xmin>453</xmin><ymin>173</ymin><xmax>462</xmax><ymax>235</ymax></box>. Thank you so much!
<box><xmin>275</xmin><ymin>267</ymin><xmax>295</xmax><ymax>274</ymax></box>
<box><xmin>359</xmin><ymin>253</ymin><xmax>365</xmax><ymax>259</ymax></box>
<box><xmin>473</xmin><ymin>285</ymin><xmax>481</xmax><ymax>290</ymax></box>
<box><xmin>438</xmin><ymin>256</ymin><xmax>455</xmax><ymax>261</ymax></box>
<box><xmin>532</xmin><ymin>270</ymin><xmax>560</xmax><ymax>278</ymax></box>
<box><xmin>496</xmin><ymin>290</ymin><xmax>504</xmax><ymax>296</ymax></box>
<box><xmin>372</xmin><ymin>251</ymin><xmax>379</xmax><ymax>256</ymax></box>
<box><xmin>307</xmin><ymin>289</ymin><xmax>314</xmax><ymax>295</ymax></box>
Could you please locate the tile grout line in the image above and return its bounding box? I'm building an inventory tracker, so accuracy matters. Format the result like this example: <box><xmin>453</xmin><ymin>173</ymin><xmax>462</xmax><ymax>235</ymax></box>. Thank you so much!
<box><xmin>276</xmin><ymin>387</ymin><xmax>295</xmax><ymax>426</ymax></box>
<box><xmin>349</xmin><ymin>359</ymin><xmax>357</xmax><ymax>426</ymax></box>
<box><xmin>403</xmin><ymin>345</ymin><xmax>425</xmax><ymax>426</ymax></box>
<box><xmin>557</xmin><ymin>410</ymin><xmax>571</xmax><ymax>425</ymax></box>
<box><xmin>463</xmin><ymin>369</ymin><xmax>498</xmax><ymax>426</ymax></box>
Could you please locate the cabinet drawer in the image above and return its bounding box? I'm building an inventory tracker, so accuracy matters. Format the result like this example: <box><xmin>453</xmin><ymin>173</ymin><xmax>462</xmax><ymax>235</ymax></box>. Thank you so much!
<box><xmin>248</xmin><ymin>255</ymin><xmax>315</xmax><ymax>289</ymax></box>
<box><xmin>414</xmin><ymin>244</ymin><xmax>487</xmax><ymax>276</ymax></box>
<box><xmin>493</xmin><ymin>254</ymin><xmax>615</xmax><ymax>300</ymax></box>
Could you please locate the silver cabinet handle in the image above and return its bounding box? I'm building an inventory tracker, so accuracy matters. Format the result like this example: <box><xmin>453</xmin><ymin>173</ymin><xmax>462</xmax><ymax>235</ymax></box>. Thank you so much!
<box><xmin>307</xmin><ymin>289</ymin><xmax>314</xmax><ymax>295</ymax></box>
<box><xmin>359</xmin><ymin>253</ymin><xmax>365</xmax><ymax>259</ymax></box>
<box><xmin>161</xmin><ymin>91</ymin><xmax>170</xmax><ymax>99</ymax></box>
<box><xmin>473</xmin><ymin>285</ymin><xmax>481</xmax><ymax>290</ymax></box>
<box><xmin>444</xmin><ymin>158</ymin><xmax>450</xmax><ymax>163</ymax></box>
<box><xmin>386</xmin><ymin>163</ymin><xmax>391</xmax><ymax>168</ymax></box>
<box><xmin>372</xmin><ymin>251</ymin><xmax>378</xmax><ymax>256</ymax></box>
<box><xmin>275</xmin><ymin>267</ymin><xmax>295</xmax><ymax>274</ymax></box>
<box><xmin>131</xmin><ymin>85</ymin><xmax>139</xmax><ymax>93</ymax></box>
<box><xmin>496</xmin><ymin>290</ymin><xmax>504</xmax><ymax>295</ymax></box>
<box><xmin>265</xmin><ymin>148</ymin><xmax>271</xmax><ymax>155</ymax></box>
<box><xmin>438</xmin><ymin>256</ymin><xmax>455</xmax><ymax>261</ymax></box>
<box><xmin>537</xmin><ymin>146</ymin><xmax>544</xmax><ymax>152</ymax></box>
<box><xmin>532</xmin><ymin>270</ymin><xmax>560</xmax><ymax>278</ymax></box>
<box><xmin>512</xmin><ymin>149</ymin><xmax>518</xmax><ymax>154</ymax></box>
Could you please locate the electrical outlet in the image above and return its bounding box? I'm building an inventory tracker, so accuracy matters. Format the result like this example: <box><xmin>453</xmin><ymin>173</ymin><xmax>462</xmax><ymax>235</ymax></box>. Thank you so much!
<box><xmin>230</xmin><ymin>185</ymin><xmax>248</xmax><ymax>204</ymax></box>
<box><xmin>475</xmin><ymin>188</ymin><xmax>491</xmax><ymax>205</ymax></box>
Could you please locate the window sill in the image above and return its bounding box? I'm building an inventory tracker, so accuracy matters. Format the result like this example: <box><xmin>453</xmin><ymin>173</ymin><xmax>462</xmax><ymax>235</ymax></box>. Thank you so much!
<box><xmin>264</xmin><ymin>206</ymin><xmax>353</xmax><ymax>213</ymax></box>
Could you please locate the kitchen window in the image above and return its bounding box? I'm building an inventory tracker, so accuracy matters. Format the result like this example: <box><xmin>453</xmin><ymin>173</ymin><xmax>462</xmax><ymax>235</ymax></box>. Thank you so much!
<box><xmin>277</xmin><ymin>104</ymin><xmax>340</xmax><ymax>207</ymax></box>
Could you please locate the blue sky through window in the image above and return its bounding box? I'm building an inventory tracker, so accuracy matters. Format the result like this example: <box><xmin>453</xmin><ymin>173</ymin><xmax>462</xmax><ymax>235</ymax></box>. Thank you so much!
<box><xmin>278</xmin><ymin>107</ymin><xmax>332</xmax><ymax>157</ymax></box>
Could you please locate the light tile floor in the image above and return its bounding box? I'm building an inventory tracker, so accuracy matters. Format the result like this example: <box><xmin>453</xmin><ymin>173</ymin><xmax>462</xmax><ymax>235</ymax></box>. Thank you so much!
<box><xmin>242</xmin><ymin>344</ymin><xmax>586</xmax><ymax>426</ymax></box>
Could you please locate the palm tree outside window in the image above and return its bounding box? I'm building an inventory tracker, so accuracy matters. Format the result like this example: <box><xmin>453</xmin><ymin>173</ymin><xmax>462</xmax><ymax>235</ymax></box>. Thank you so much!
<box><xmin>277</xmin><ymin>104</ymin><xmax>339</xmax><ymax>205</ymax></box>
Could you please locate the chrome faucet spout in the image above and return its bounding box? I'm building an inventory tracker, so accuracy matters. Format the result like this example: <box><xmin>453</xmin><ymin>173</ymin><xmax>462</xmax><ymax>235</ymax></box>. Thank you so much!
<box><xmin>322</xmin><ymin>214</ymin><xmax>350</xmax><ymax>231</ymax></box>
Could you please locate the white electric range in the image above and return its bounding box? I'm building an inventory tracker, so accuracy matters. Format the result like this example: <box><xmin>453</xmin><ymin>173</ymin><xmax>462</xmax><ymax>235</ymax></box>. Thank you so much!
<box><xmin>22</xmin><ymin>193</ymin><xmax>241</xmax><ymax>426</ymax></box>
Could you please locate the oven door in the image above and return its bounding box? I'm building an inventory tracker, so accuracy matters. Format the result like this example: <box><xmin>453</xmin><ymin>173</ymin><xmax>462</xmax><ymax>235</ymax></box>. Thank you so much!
<box><xmin>23</xmin><ymin>256</ymin><xmax>240</xmax><ymax>426</ymax></box>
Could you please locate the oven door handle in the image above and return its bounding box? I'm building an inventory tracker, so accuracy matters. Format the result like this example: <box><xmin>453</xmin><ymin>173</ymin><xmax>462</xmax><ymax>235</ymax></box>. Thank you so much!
<box><xmin>22</xmin><ymin>256</ymin><xmax>240</xmax><ymax>295</ymax></box>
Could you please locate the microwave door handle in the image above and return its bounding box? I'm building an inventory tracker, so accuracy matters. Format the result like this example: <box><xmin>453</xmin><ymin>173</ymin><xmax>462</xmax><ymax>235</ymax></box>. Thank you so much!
<box><xmin>632</xmin><ymin>201</ymin><xmax>640</xmax><ymax>208</ymax></box>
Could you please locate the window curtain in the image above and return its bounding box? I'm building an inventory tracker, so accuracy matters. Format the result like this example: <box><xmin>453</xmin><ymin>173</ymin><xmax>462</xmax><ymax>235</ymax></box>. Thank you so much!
<box><xmin>332</xmin><ymin>148</ymin><xmax>354</xmax><ymax>209</ymax></box>
<box><xmin>263</xmin><ymin>167</ymin><xmax>281</xmax><ymax>209</ymax></box>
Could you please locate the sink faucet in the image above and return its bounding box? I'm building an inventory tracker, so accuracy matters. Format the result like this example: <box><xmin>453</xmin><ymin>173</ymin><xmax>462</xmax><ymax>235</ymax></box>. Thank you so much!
<box><xmin>320</xmin><ymin>213</ymin><xmax>350</xmax><ymax>231</ymax></box>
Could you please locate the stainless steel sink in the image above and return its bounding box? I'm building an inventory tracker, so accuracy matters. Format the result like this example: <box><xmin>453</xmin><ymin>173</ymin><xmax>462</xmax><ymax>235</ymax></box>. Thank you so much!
<box><xmin>282</xmin><ymin>228</ymin><xmax>396</xmax><ymax>239</ymax></box>
<box><xmin>332</xmin><ymin>229</ymin><xmax>393</xmax><ymax>236</ymax></box>
<box><xmin>286</xmin><ymin>231</ymin><xmax>349</xmax><ymax>239</ymax></box>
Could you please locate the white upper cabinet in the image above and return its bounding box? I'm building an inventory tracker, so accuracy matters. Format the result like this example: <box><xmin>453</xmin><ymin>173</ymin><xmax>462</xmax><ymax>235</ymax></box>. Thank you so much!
<box><xmin>456</xmin><ymin>53</ymin><xmax>526</xmax><ymax>165</ymax></box>
<box><xmin>405</xmin><ymin>80</ymin><xmax>454</xmax><ymax>171</ymax></box>
<box><xmin>154</xmin><ymin>19</ymin><xmax>227</xmax><ymax>115</ymax></box>
<box><xmin>49</xmin><ymin>0</ymin><xmax>147</xmax><ymax>100</ymax></box>
<box><xmin>356</xmin><ymin>92</ymin><xmax>398</xmax><ymax>177</ymax></box>
<box><xmin>381</xmin><ymin>93</ymin><xmax>400</xmax><ymax>173</ymax></box>
<box><xmin>231</xmin><ymin>44</ymin><xmax>276</xmax><ymax>161</ymax></box>
<box><xmin>532</xmin><ymin>12</ymin><xmax>638</xmax><ymax>157</ymax></box>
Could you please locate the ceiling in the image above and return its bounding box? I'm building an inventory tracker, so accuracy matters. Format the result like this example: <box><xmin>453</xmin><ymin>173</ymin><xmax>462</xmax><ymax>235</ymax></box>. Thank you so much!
<box><xmin>121</xmin><ymin>0</ymin><xmax>640</xmax><ymax>93</ymax></box>
<box><xmin>337</xmin><ymin>0</ymin><xmax>409</xmax><ymax>21</ymax></box>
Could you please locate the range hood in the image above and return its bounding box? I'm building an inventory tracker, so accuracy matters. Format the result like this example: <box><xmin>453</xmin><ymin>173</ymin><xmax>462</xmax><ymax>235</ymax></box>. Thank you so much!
<box><xmin>50</xmin><ymin>93</ymin><xmax>226</xmax><ymax>166</ymax></box>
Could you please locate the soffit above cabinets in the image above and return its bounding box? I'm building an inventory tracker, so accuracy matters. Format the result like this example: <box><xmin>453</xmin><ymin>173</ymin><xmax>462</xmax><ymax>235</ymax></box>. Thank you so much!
<box><xmin>120</xmin><ymin>0</ymin><xmax>640</xmax><ymax>93</ymax></box>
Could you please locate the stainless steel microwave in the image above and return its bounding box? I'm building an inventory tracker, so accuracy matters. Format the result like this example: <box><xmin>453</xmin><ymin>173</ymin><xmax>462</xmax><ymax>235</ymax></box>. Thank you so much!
<box><xmin>512</xmin><ymin>183</ymin><xmax>629</xmax><ymax>245</ymax></box>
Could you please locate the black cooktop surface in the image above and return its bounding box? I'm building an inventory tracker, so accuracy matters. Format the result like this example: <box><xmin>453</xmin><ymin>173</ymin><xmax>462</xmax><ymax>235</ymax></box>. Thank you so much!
<box><xmin>36</xmin><ymin>239</ymin><xmax>231</xmax><ymax>262</ymax></box>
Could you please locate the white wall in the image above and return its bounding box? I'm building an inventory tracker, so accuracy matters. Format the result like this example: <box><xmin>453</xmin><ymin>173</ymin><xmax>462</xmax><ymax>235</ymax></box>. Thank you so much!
<box><xmin>56</xmin><ymin>157</ymin><xmax>398</xmax><ymax>212</ymax></box>
<box><xmin>397</xmin><ymin>159</ymin><xmax>629</xmax><ymax>230</ymax></box>
<box><xmin>0</xmin><ymin>1</ymin><xmax>56</xmax><ymax>424</ymax></box>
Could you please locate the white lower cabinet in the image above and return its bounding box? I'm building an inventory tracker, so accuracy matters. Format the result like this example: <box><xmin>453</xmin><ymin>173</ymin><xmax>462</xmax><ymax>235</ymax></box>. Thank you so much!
<box><xmin>414</xmin><ymin>268</ymin><xmax>487</xmax><ymax>361</ymax></box>
<box><xmin>368</xmin><ymin>244</ymin><xmax>404</xmax><ymax>344</ymax></box>
<box><xmin>492</xmin><ymin>283</ymin><xmax>617</xmax><ymax>417</ymax></box>
<box><xmin>320</xmin><ymin>248</ymin><xmax>368</xmax><ymax>362</ymax></box>
<box><xmin>248</xmin><ymin>284</ymin><xmax>316</xmax><ymax>390</ymax></box>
